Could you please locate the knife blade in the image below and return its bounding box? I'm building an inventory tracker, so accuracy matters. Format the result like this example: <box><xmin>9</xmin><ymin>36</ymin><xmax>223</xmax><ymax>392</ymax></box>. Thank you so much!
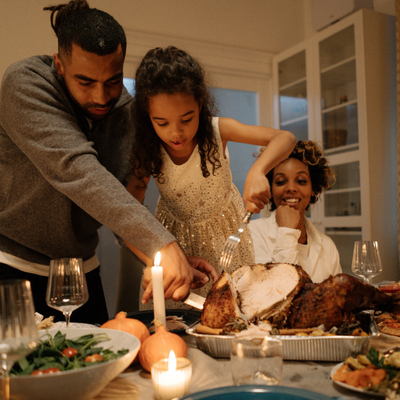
<box><xmin>182</xmin><ymin>291</ymin><xmax>206</xmax><ymax>310</ymax></box>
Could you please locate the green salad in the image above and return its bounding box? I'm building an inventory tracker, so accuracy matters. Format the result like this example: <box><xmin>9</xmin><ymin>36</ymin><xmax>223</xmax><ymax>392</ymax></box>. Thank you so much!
<box><xmin>11</xmin><ymin>331</ymin><xmax>128</xmax><ymax>376</ymax></box>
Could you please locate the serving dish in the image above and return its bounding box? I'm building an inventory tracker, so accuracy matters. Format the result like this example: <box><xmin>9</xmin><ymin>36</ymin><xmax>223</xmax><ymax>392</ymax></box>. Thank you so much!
<box><xmin>180</xmin><ymin>385</ymin><xmax>332</xmax><ymax>400</ymax></box>
<box><xmin>10</xmin><ymin>327</ymin><xmax>140</xmax><ymax>400</ymax></box>
<box><xmin>127</xmin><ymin>309</ymin><xmax>201</xmax><ymax>334</ymax></box>
<box><xmin>187</xmin><ymin>321</ymin><xmax>378</xmax><ymax>361</ymax></box>
<box><xmin>331</xmin><ymin>362</ymin><xmax>385</xmax><ymax>397</ymax></box>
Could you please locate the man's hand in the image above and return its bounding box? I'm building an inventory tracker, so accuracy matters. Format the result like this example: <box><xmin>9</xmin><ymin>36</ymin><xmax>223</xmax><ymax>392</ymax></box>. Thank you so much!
<box><xmin>141</xmin><ymin>241</ymin><xmax>194</xmax><ymax>304</ymax></box>
<box><xmin>187</xmin><ymin>256</ymin><xmax>219</xmax><ymax>289</ymax></box>
<box><xmin>275</xmin><ymin>205</ymin><xmax>301</xmax><ymax>229</ymax></box>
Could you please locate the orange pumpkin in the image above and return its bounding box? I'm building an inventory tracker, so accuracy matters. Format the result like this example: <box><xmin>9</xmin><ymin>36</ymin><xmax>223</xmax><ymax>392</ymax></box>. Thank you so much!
<box><xmin>100</xmin><ymin>311</ymin><xmax>150</xmax><ymax>362</ymax></box>
<box><xmin>138</xmin><ymin>319</ymin><xmax>188</xmax><ymax>372</ymax></box>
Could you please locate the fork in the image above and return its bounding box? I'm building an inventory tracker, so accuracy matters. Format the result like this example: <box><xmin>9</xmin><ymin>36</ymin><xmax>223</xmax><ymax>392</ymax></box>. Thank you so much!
<box><xmin>219</xmin><ymin>211</ymin><xmax>253</xmax><ymax>271</ymax></box>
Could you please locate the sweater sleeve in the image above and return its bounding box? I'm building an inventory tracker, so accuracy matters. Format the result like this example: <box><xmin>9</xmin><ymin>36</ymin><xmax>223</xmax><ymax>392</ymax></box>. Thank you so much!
<box><xmin>249</xmin><ymin>217</ymin><xmax>301</xmax><ymax>264</ymax></box>
<box><xmin>273</xmin><ymin>227</ymin><xmax>301</xmax><ymax>264</ymax></box>
<box><xmin>0</xmin><ymin>58</ymin><xmax>174</xmax><ymax>258</ymax></box>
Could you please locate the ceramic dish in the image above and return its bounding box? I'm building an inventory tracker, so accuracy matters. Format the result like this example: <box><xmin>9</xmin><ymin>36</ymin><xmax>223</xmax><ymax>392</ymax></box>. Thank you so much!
<box><xmin>10</xmin><ymin>327</ymin><xmax>140</xmax><ymax>400</ymax></box>
<box><xmin>330</xmin><ymin>362</ymin><xmax>385</xmax><ymax>397</ymax></box>
<box><xmin>127</xmin><ymin>309</ymin><xmax>201</xmax><ymax>334</ymax></box>
<box><xmin>180</xmin><ymin>385</ymin><xmax>332</xmax><ymax>400</ymax></box>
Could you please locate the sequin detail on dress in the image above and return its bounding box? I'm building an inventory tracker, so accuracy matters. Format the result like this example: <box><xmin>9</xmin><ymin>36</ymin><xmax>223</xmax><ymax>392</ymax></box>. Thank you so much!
<box><xmin>140</xmin><ymin>117</ymin><xmax>255</xmax><ymax>310</ymax></box>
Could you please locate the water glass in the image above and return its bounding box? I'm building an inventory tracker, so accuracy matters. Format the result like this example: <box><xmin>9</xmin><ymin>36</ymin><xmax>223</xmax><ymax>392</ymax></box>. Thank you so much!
<box><xmin>231</xmin><ymin>336</ymin><xmax>282</xmax><ymax>386</ymax></box>
<box><xmin>0</xmin><ymin>279</ymin><xmax>39</xmax><ymax>400</ymax></box>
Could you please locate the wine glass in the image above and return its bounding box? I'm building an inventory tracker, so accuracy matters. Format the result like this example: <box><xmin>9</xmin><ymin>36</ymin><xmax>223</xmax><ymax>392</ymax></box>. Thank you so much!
<box><xmin>0</xmin><ymin>279</ymin><xmax>39</xmax><ymax>400</ymax></box>
<box><xmin>351</xmin><ymin>240</ymin><xmax>383</xmax><ymax>284</ymax></box>
<box><xmin>46</xmin><ymin>258</ymin><xmax>89</xmax><ymax>327</ymax></box>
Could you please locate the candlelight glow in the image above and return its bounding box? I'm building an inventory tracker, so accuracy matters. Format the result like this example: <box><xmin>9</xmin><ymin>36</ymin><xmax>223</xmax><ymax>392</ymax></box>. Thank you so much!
<box><xmin>168</xmin><ymin>350</ymin><xmax>177</xmax><ymax>371</ymax></box>
<box><xmin>155</xmin><ymin>252</ymin><xmax>161</xmax><ymax>267</ymax></box>
<box><xmin>151</xmin><ymin>354</ymin><xmax>192</xmax><ymax>400</ymax></box>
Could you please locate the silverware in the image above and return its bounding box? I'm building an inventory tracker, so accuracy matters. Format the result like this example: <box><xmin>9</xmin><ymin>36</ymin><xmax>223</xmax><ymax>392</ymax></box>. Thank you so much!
<box><xmin>182</xmin><ymin>291</ymin><xmax>206</xmax><ymax>310</ymax></box>
<box><xmin>219</xmin><ymin>211</ymin><xmax>253</xmax><ymax>271</ymax></box>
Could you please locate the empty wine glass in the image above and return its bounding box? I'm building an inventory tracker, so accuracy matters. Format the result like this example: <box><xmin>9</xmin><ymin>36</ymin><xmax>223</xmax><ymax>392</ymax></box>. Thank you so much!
<box><xmin>46</xmin><ymin>258</ymin><xmax>89</xmax><ymax>327</ymax></box>
<box><xmin>351</xmin><ymin>240</ymin><xmax>383</xmax><ymax>284</ymax></box>
<box><xmin>0</xmin><ymin>279</ymin><xmax>39</xmax><ymax>400</ymax></box>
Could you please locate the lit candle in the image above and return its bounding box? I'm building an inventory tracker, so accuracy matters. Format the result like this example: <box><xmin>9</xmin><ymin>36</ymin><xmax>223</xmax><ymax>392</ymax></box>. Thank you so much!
<box><xmin>151</xmin><ymin>351</ymin><xmax>192</xmax><ymax>400</ymax></box>
<box><xmin>152</xmin><ymin>251</ymin><xmax>166</xmax><ymax>326</ymax></box>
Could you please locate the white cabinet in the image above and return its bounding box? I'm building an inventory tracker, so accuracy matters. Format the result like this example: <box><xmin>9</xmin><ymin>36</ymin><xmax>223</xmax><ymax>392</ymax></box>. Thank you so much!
<box><xmin>272</xmin><ymin>9</ymin><xmax>398</xmax><ymax>281</ymax></box>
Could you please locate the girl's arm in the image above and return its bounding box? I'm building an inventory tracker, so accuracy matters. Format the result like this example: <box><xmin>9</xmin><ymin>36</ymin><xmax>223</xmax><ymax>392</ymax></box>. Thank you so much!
<box><xmin>126</xmin><ymin>174</ymin><xmax>151</xmax><ymax>204</ymax></box>
<box><xmin>219</xmin><ymin>117</ymin><xmax>296</xmax><ymax>213</ymax></box>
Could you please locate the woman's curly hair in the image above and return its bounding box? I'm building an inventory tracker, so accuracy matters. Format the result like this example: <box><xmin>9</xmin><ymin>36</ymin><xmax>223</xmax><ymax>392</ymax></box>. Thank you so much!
<box><xmin>266</xmin><ymin>140</ymin><xmax>335</xmax><ymax>211</ymax></box>
<box><xmin>131</xmin><ymin>46</ymin><xmax>221</xmax><ymax>185</ymax></box>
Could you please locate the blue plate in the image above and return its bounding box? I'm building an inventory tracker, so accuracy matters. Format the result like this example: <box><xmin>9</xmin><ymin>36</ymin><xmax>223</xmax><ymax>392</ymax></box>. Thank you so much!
<box><xmin>180</xmin><ymin>385</ymin><xmax>332</xmax><ymax>400</ymax></box>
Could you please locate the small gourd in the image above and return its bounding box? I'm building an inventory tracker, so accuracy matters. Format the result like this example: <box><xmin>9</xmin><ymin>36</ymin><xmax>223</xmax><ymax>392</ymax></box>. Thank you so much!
<box><xmin>100</xmin><ymin>311</ymin><xmax>150</xmax><ymax>362</ymax></box>
<box><xmin>138</xmin><ymin>318</ymin><xmax>188</xmax><ymax>372</ymax></box>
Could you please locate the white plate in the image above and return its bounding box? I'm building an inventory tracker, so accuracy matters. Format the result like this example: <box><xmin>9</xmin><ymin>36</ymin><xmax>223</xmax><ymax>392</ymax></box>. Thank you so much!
<box><xmin>330</xmin><ymin>362</ymin><xmax>385</xmax><ymax>397</ymax></box>
<box><xmin>41</xmin><ymin>321</ymin><xmax>99</xmax><ymax>330</ymax></box>
<box><xmin>10</xmin><ymin>327</ymin><xmax>140</xmax><ymax>400</ymax></box>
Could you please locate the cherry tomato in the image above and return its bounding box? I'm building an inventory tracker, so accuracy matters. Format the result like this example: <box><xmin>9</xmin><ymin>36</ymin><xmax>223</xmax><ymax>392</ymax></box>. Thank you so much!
<box><xmin>30</xmin><ymin>367</ymin><xmax>61</xmax><ymax>375</ymax></box>
<box><xmin>85</xmin><ymin>353</ymin><xmax>103</xmax><ymax>363</ymax></box>
<box><xmin>31</xmin><ymin>370</ymin><xmax>44</xmax><ymax>376</ymax></box>
<box><xmin>44</xmin><ymin>367</ymin><xmax>61</xmax><ymax>374</ymax></box>
<box><xmin>62</xmin><ymin>347</ymin><xmax>78</xmax><ymax>357</ymax></box>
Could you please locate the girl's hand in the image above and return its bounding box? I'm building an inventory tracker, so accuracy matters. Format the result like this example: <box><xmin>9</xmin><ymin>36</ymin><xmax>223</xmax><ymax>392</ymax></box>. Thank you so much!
<box><xmin>275</xmin><ymin>205</ymin><xmax>301</xmax><ymax>229</ymax></box>
<box><xmin>187</xmin><ymin>256</ymin><xmax>219</xmax><ymax>289</ymax></box>
<box><xmin>243</xmin><ymin>170</ymin><xmax>271</xmax><ymax>213</ymax></box>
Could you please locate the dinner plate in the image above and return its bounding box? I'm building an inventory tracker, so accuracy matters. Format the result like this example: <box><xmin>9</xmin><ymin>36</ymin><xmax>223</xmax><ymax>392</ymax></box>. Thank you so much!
<box><xmin>127</xmin><ymin>309</ymin><xmax>201</xmax><ymax>334</ymax></box>
<box><xmin>330</xmin><ymin>363</ymin><xmax>385</xmax><ymax>397</ymax></box>
<box><xmin>180</xmin><ymin>385</ymin><xmax>332</xmax><ymax>400</ymax></box>
<box><xmin>43</xmin><ymin>322</ymin><xmax>99</xmax><ymax>329</ymax></box>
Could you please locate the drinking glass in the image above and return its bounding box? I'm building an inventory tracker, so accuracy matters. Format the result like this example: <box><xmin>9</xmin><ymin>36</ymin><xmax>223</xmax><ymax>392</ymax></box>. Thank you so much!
<box><xmin>351</xmin><ymin>241</ymin><xmax>383</xmax><ymax>284</ymax></box>
<box><xmin>46</xmin><ymin>258</ymin><xmax>89</xmax><ymax>327</ymax></box>
<box><xmin>0</xmin><ymin>279</ymin><xmax>39</xmax><ymax>400</ymax></box>
<box><xmin>231</xmin><ymin>336</ymin><xmax>283</xmax><ymax>386</ymax></box>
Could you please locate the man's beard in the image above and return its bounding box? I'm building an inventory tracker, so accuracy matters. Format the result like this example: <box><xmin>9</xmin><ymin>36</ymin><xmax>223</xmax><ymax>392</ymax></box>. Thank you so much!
<box><xmin>81</xmin><ymin>98</ymin><xmax>118</xmax><ymax>121</ymax></box>
<box><xmin>64</xmin><ymin>83</ymin><xmax>118</xmax><ymax>121</ymax></box>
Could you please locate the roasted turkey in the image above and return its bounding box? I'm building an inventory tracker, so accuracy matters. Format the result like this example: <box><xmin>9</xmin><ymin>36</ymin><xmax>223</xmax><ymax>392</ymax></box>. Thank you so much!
<box><xmin>288</xmin><ymin>273</ymin><xmax>392</xmax><ymax>330</ymax></box>
<box><xmin>200</xmin><ymin>263</ymin><xmax>393</xmax><ymax>331</ymax></box>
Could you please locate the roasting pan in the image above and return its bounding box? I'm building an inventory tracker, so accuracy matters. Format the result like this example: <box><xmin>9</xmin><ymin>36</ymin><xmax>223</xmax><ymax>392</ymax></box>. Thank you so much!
<box><xmin>186</xmin><ymin>319</ymin><xmax>379</xmax><ymax>362</ymax></box>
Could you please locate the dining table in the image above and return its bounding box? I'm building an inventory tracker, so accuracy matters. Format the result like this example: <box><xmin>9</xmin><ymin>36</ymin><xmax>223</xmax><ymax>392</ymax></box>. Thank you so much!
<box><xmin>91</xmin><ymin>330</ymin><xmax>400</xmax><ymax>400</ymax></box>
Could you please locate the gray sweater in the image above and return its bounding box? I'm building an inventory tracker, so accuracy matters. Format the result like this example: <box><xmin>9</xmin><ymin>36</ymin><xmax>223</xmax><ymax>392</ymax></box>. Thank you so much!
<box><xmin>0</xmin><ymin>55</ymin><xmax>174</xmax><ymax>266</ymax></box>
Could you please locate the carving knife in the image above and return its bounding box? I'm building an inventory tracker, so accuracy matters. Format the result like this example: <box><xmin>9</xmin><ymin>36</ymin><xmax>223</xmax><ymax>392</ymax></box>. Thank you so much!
<box><xmin>182</xmin><ymin>291</ymin><xmax>206</xmax><ymax>310</ymax></box>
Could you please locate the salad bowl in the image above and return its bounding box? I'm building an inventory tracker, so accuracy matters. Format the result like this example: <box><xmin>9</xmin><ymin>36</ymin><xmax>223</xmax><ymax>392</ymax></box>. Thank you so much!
<box><xmin>9</xmin><ymin>327</ymin><xmax>140</xmax><ymax>400</ymax></box>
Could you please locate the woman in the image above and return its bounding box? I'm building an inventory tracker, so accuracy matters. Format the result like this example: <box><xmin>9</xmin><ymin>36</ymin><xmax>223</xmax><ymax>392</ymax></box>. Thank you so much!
<box><xmin>248</xmin><ymin>141</ymin><xmax>342</xmax><ymax>283</ymax></box>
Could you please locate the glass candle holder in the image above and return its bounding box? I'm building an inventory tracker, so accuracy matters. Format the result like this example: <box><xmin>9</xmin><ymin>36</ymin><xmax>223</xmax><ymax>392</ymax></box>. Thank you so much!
<box><xmin>151</xmin><ymin>355</ymin><xmax>192</xmax><ymax>400</ymax></box>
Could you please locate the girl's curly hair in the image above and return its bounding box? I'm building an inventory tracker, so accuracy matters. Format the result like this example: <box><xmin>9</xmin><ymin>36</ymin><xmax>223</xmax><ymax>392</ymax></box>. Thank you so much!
<box><xmin>131</xmin><ymin>46</ymin><xmax>221</xmax><ymax>185</ymax></box>
<box><xmin>266</xmin><ymin>140</ymin><xmax>335</xmax><ymax>211</ymax></box>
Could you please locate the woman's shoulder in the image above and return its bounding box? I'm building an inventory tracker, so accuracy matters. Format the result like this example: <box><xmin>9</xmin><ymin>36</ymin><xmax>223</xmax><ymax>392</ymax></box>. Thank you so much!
<box><xmin>249</xmin><ymin>212</ymin><xmax>276</xmax><ymax>231</ymax></box>
<box><xmin>305</xmin><ymin>218</ymin><xmax>337</xmax><ymax>247</ymax></box>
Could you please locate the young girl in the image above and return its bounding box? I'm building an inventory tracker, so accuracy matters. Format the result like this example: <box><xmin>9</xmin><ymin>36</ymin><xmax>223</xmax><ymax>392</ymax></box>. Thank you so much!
<box><xmin>128</xmin><ymin>46</ymin><xmax>296</xmax><ymax>309</ymax></box>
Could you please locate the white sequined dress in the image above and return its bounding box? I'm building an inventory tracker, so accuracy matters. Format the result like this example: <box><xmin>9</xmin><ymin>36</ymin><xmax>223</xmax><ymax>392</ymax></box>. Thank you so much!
<box><xmin>140</xmin><ymin>117</ymin><xmax>255</xmax><ymax>310</ymax></box>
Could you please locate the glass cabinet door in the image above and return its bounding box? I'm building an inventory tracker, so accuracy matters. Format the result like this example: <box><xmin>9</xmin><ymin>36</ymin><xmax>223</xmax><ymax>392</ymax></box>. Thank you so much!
<box><xmin>319</xmin><ymin>25</ymin><xmax>358</xmax><ymax>155</ymax></box>
<box><xmin>277</xmin><ymin>50</ymin><xmax>308</xmax><ymax>141</ymax></box>
<box><xmin>318</xmin><ymin>24</ymin><xmax>361</xmax><ymax>275</ymax></box>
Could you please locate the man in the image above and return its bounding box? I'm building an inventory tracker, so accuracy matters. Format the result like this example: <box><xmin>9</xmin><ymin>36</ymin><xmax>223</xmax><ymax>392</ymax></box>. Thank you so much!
<box><xmin>0</xmin><ymin>0</ymin><xmax>216</xmax><ymax>324</ymax></box>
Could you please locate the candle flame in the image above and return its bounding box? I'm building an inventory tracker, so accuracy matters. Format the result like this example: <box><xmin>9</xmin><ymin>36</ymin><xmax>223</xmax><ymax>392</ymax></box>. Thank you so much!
<box><xmin>155</xmin><ymin>252</ymin><xmax>161</xmax><ymax>267</ymax></box>
<box><xmin>168</xmin><ymin>350</ymin><xmax>177</xmax><ymax>371</ymax></box>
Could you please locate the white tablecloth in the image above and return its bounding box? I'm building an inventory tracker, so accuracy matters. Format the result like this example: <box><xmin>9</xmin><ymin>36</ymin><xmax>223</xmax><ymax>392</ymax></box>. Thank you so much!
<box><xmin>93</xmin><ymin>334</ymin><xmax>399</xmax><ymax>400</ymax></box>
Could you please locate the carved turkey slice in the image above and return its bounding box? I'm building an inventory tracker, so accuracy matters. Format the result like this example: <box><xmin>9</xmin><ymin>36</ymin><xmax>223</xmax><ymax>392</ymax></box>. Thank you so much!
<box><xmin>201</xmin><ymin>263</ymin><xmax>311</xmax><ymax>329</ymax></box>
